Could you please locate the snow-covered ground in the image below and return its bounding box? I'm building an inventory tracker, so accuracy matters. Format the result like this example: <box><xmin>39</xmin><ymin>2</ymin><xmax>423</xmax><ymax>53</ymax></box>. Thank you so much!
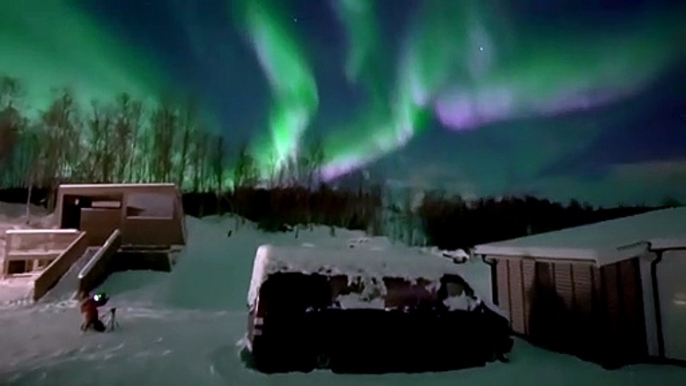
<box><xmin>1</xmin><ymin>209</ymin><xmax>686</xmax><ymax>385</ymax></box>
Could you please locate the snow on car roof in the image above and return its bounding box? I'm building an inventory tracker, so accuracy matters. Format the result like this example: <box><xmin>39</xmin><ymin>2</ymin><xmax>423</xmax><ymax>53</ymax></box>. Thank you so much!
<box><xmin>261</xmin><ymin>244</ymin><xmax>464</xmax><ymax>279</ymax></box>
<box><xmin>247</xmin><ymin>243</ymin><xmax>465</xmax><ymax>307</ymax></box>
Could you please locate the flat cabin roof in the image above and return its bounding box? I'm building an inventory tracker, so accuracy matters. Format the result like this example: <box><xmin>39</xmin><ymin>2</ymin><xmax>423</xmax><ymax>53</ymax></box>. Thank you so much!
<box><xmin>58</xmin><ymin>183</ymin><xmax>178</xmax><ymax>191</ymax></box>
<box><xmin>473</xmin><ymin>207</ymin><xmax>686</xmax><ymax>266</ymax></box>
<box><xmin>247</xmin><ymin>244</ymin><xmax>467</xmax><ymax>306</ymax></box>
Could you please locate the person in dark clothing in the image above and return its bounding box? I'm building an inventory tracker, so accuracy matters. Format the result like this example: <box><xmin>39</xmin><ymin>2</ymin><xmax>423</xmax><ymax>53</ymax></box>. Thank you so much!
<box><xmin>80</xmin><ymin>291</ymin><xmax>109</xmax><ymax>332</ymax></box>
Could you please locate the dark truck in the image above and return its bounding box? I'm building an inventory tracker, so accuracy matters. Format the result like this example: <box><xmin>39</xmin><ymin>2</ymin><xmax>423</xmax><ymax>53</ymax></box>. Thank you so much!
<box><xmin>242</xmin><ymin>244</ymin><xmax>513</xmax><ymax>373</ymax></box>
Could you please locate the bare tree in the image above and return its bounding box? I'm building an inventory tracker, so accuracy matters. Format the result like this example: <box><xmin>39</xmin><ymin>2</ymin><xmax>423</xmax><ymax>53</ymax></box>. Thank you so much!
<box><xmin>23</xmin><ymin>122</ymin><xmax>42</xmax><ymax>220</ymax></box>
<box><xmin>0</xmin><ymin>75</ymin><xmax>23</xmax><ymax>109</ymax></box>
<box><xmin>150</xmin><ymin>102</ymin><xmax>177</xmax><ymax>182</ymax></box>
<box><xmin>176</xmin><ymin>104</ymin><xmax>195</xmax><ymax>189</ymax></box>
<box><xmin>283</xmin><ymin>155</ymin><xmax>300</xmax><ymax>187</ymax></box>
<box><xmin>39</xmin><ymin>89</ymin><xmax>82</xmax><ymax>210</ymax></box>
<box><xmin>263</xmin><ymin>152</ymin><xmax>278</xmax><ymax>189</ymax></box>
<box><xmin>126</xmin><ymin>100</ymin><xmax>145</xmax><ymax>183</ymax></box>
<box><xmin>301</xmin><ymin>137</ymin><xmax>325</xmax><ymax>226</ymax></box>
<box><xmin>191</xmin><ymin>129</ymin><xmax>211</xmax><ymax>192</ymax></box>
<box><xmin>212</xmin><ymin>135</ymin><xmax>226</xmax><ymax>192</ymax></box>
<box><xmin>0</xmin><ymin>75</ymin><xmax>23</xmax><ymax>163</ymax></box>
<box><xmin>275</xmin><ymin>158</ymin><xmax>288</xmax><ymax>188</ymax></box>
<box><xmin>133</xmin><ymin>120</ymin><xmax>152</xmax><ymax>183</ymax></box>
<box><xmin>94</xmin><ymin>101</ymin><xmax>119</xmax><ymax>183</ymax></box>
<box><xmin>232</xmin><ymin>142</ymin><xmax>258</xmax><ymax>226</ymax></box>
<box><xmin>210</xmin><ymin>134</ymin><xmax>227</xmax><ymax>213</ymax></box>
<box><xmin>233</xmin><ymin>142</ymin><xmax>257</xmax><ymax>189</ymax></box>
<box><xmin>305</xmin><ymin>136</ymin><xmax>325</xmax><ymax>191</ymax></box>
<box><xmin>111</xmin><ymin>94</ymin><xmax>143</xmax><ymax>183</ymax></box>
<box><xmin>86</xmin><ymin>101</ymin><xmax>116</xmax><ymax>183</ymax></box>
<box><xmin>0</xmin><ymin>106</ymin><xmax>19</xmax><ymax>163</ymax></box>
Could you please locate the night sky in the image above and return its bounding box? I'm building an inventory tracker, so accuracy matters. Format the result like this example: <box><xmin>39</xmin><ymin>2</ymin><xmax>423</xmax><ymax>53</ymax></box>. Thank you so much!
<box><xmin>2</xmin><ymin>0</ymin><xmax>686</xmax><ymax>206</ymax></box>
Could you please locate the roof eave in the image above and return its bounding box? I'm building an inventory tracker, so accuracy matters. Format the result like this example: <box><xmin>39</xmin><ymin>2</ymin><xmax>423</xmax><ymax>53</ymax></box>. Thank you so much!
<box><xmin>473</xmin><ymin>245</ymin><xmax>599</xmax><ymax>263</ymax></box>
<box><xmin>650</xmin><ymin>238</ymin><xmax>686</xmax><ymax>250</ymax></box>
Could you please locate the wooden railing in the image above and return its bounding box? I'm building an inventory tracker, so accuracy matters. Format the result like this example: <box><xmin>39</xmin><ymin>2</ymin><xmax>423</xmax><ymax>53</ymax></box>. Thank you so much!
<box><xmin>78</xmin><ymin>229</ymin><xmax>122</xmax><ymax>298</ymax></box>
<box><xmin>33</xmin><ymin>232</ymin><xmax>89</xmax><ymax>301</ymax></box>
<box><xmin>3</xmin><ymin>229</ymin><xmax>82</xmax><ymax>278</ymax></box>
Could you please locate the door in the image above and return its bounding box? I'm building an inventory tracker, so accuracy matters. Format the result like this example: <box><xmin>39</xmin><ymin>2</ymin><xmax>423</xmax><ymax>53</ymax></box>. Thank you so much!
<box><xmin>657</xmin><ymin>250</ymin><xmax>686</xmax><ymax>361</ymax></box>
<box><xmin>60</xmin><ymin>195</ymin><xmax>91</xmax><ymax>229</ymax></box>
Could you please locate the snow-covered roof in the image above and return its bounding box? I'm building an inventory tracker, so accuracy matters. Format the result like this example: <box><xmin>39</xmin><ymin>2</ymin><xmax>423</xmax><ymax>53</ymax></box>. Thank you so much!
<box><xmin>247</xmin><ymin>243</ymin><xmax>467</xmax><ymax>307</ymax></box>
<box><xmin>473</xmin><ymin>207</ymin><xmax>686</xmax><ymax>266</ymax></box>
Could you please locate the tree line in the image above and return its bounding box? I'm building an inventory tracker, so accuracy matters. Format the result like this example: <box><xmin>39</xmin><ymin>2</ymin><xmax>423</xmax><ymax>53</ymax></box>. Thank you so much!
<box><xmin>0</xmin><ymin>74</ymin><xmax>680</xmax><ymax>249</ymax></box>
<box><xmin>0</xmin><ymin>80</ymin><xmax>214</xmax><ymax>191</ymax></box>
<box><xmin>0</xmin><ymin>74</ymin><xmax>329</xmax><ymax>209</ymax></box>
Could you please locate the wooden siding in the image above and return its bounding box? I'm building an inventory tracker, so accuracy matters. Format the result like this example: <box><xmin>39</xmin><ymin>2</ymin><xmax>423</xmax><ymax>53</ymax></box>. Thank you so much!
<box><xmin>496</xmin><ymin>261</ymin><xmax>510</xmax><ymax>320</ymax></box>
<box><xmin>522</xmin><ymin>259</ymin><xmax>536</xmax><ymax>334</ymax></box>
<box><xmin>56</xmin><ymin>184</ymin><xmax>186</xmax><ymax>247</ymax></box>
<box><xmin>572</xmin><ymin>265</ymin><xmax>593</xmax><ymax>321</ymax></box>
<box><xmin>491</xmin><ymin>254</ymin><xmax>647</xmax><ymax>366</ymax></box>
<box><xmin>509</xmin><ymin>260</ymin><xmax>525</xmax><ymax>334</ymax></box>
<box><xmin>554</xmin><ymin>264</ymin><xmax>574</xmax><ymax>310</ymax></box>
<box><xmin>603</xmin><ymin>264</ymin><xmax>621</xmax><ymax>340</ymax></box>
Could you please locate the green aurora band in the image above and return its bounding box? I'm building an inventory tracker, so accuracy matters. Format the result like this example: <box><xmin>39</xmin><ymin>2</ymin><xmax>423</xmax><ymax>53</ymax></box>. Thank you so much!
<box><xmin>319</xmin><ymin>1</ymin><xmax>686</xmax><ymax>180</ymax></box>
<box><xmin>320</xmin><ymin>0</ymin><xmax>424</xmax><ymax>179</ymax></box>
<box><xmin>320</xmin><ymin>0</ymin><xmax>508</xmax><ymax>179</ymax></box>
<box><xmin>237</xmin><ymin>0</ymin><xmax>319</xmax><ymax>177</ymax></box>
<box><xmin>432</xmin><ymin>9</ymin><xmax>686</xmax><ymax>130</ymax></box>
<box><xmin>0</xmin><ymin>0</ymin><xmax>166</xmax><ymax>115</ymax></box>
<box><xmin>2</xmin><ymin>1</ymin><xmax>685</xmax><ymax>187</ymax></box>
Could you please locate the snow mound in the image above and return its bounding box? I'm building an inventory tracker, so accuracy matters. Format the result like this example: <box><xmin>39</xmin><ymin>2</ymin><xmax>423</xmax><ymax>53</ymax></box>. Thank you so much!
<box><xmin>0</xmin><ymin>202</ymin><xmax>56</xmax><ymax>228</ymax></box>
<box><xmin>346</xmin><ymin>236</ymin><xmax>393</xmax><ymax>251</ymax></box>
<box><xmin>425</xmin><ymin>247</ymin><xmax>470</xmax><ymax>263</ymax></box>
<box><xmin>3</xmin><ymin>211</ymin><xmax>686</xmax><ymax>385</ymax></box>
<box><xmin>142</xmin><ymin>215</ymin><xmax>376</xmax><ymax>311</ymax></box>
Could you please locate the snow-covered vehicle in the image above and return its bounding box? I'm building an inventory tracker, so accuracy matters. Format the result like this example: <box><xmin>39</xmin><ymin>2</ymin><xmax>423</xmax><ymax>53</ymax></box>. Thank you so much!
<box><xmin>243</xmin><ymin>244</ymin><xmax>513</xmax><ymax>373</ymax></box>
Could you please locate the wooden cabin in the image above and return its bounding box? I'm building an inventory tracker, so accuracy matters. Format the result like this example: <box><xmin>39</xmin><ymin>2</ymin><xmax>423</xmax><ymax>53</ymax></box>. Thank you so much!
<box><xmin>55</xmin><ymin>183</ymin><xmax>186</xmax><ymax>247</ymax></box>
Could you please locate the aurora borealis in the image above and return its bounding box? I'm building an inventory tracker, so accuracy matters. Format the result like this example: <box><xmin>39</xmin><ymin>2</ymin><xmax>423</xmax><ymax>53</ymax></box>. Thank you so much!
<box><xmin>2</xmin><ymin>0</ymin><xmax>686</xmax><ymax>206</ymax></box>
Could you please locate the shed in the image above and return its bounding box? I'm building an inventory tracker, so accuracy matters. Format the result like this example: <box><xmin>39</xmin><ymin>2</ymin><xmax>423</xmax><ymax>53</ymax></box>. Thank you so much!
<box><xmin>55</xmin><ymin>183</ymin><xmax>186</xmax><ymax>247</ymax></box>
<box><xmin>473</xmin><ymin>207</ymin><xmax>686</xmax><ymax>367</ymax></box>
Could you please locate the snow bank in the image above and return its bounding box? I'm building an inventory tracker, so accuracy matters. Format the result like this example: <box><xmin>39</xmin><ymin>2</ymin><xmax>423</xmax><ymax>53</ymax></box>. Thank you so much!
<box><xmin>0</xmin><ymin>277</ymin><xmax>33</xmax><ymax>306</ymax></box>
<box><xmin>2</xmin><ymin>209</ymin><xmax>686</xmax><ymax>385</ymax></box>
<box><xmin>425</xmin><ymin>246</ymin><xmax>470</xmax><ymax>263</ymax></box>
<box><xmin>0</xmin><ymin>202</ymin><xmax>56</xmax><ymax>229</ymax></box>
<box><xmin>145</xmin><ymin>215</ymin><xmax>374</xmax><ymax>311</ymax></box>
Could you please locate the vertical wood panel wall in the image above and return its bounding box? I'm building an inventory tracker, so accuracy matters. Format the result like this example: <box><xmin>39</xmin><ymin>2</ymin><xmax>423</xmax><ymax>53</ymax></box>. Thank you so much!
<box><xmin>493</xmin><ymin>255</ymin><xmax>647</xmax><ymax>365</ymax></box>
<box><xmin>509</xmin><ymin>260</ymin><xmax>525</xmax><ymax>334</ymax></box>
<box><xmin>522</xmin><ymin>260</ymin><xmax>536</xmax><ymax>334</ymax></box>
